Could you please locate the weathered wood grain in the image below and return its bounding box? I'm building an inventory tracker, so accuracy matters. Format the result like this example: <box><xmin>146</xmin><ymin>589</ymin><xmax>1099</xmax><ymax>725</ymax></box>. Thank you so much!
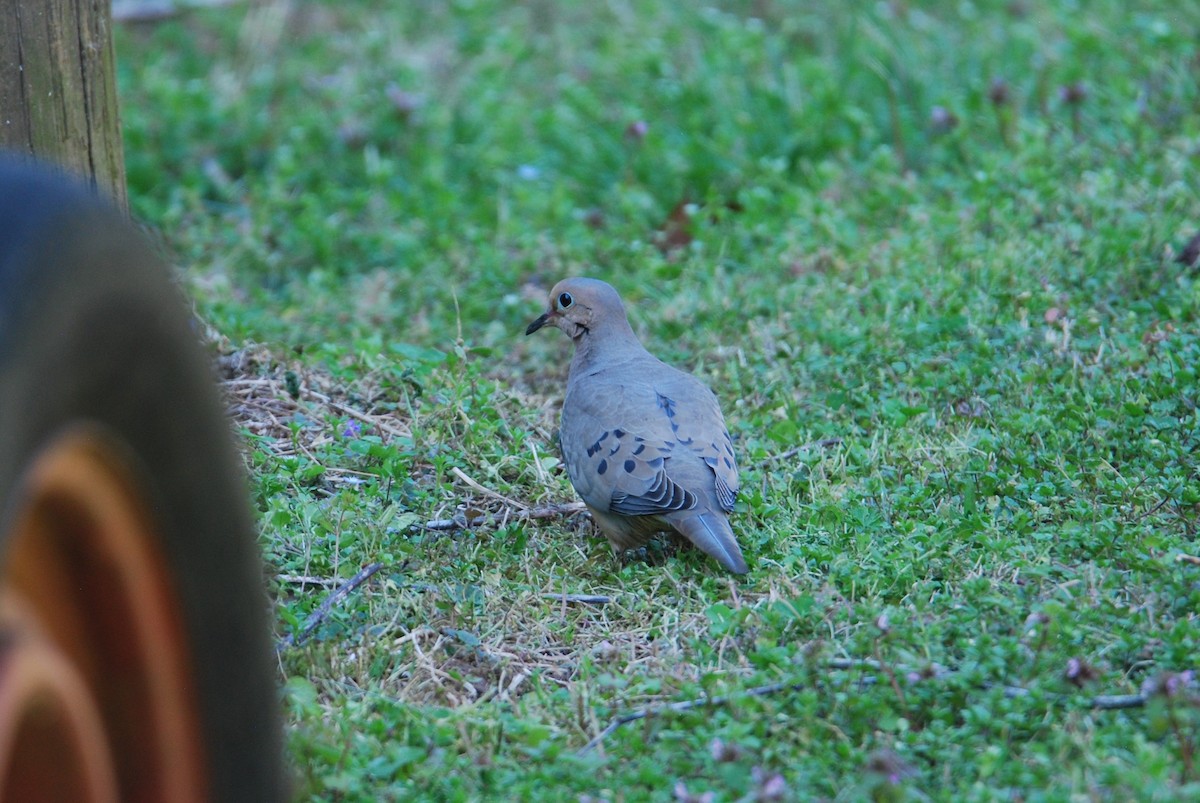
<box><xmin>0</xmin><ymin>0</ymin><xmax>127</xmax><ymax>209</ymax></box>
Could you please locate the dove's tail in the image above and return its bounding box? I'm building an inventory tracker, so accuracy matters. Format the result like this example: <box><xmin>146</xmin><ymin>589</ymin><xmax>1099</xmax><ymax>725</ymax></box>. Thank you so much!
<box><xmin>672</xmin><ymin>512</ymin><xmax>748</xmax><ymax>574</ymax></box>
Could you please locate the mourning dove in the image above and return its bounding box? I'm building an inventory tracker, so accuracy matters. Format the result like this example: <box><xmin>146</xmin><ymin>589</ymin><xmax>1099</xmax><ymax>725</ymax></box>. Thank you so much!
<box><xmin>526</xmin><ymin>277</ymin><xmax>748</xmax><ymax>574</ymax></box>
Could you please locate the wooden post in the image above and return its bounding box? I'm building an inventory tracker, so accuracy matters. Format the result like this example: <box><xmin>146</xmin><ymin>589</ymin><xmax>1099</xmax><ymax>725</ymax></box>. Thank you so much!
<box><xmin>0</xmin><ymin>0</ymin><xmax>128</xmax><ymax>211</ymax></box>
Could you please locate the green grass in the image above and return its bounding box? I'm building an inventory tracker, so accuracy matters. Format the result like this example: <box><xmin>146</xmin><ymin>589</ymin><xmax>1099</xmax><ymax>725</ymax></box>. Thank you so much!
<box><xmin>116</xmin><ymin>1</ymin><xmax>1200</xmax><ymax>799</ymax></box>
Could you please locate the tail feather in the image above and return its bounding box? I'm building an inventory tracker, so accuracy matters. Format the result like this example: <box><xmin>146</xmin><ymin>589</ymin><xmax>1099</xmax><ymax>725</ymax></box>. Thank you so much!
<box><xmin>672</xmin><ymin>513</ymin><xmax>748</xmax><ymax>574</ymax></box>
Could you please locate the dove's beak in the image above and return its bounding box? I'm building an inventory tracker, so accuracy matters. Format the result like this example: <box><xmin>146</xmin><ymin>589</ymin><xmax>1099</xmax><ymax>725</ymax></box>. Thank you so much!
<box><xmin>525</xmin><ymin>311</ymin><xmax>551</xmax><ymax>335</ymax></box>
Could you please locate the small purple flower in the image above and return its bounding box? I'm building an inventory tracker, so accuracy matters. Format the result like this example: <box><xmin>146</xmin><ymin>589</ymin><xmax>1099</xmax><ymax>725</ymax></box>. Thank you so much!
<box><xmin>671</xmin><ymin>781</ymin><xmax>713</xmax><ymax>803</ymax></box>
<box><xmin>1142</xmin><ymin>671</ymin><xmax>1195</xmax><ymax>699</ymax></box>
<box><xmin>708</xmin><ymin>737</ymin><xmax>743</xmax><ymax>762</ymax></box>
<box><xmin>1166</xmin><ymin>671</ymin><xmax>1195</xmax><ymax>697</ymax></box>
<box><xmin>342</xmin><ymin>419</ymin><xmax>362</xmax><ymax>438</ymax></box>
<box><xmin>1059</xmin><ymin>81</ymin><xmax>1088</xmax><ymax>105</ymax></box>
<box><xmin>625</xmin><ymin>120</ymin><xmax>648</xmax><ymax>141</ymax></box>
<box><xmin>930</xmin><ymin>105</ymin><xmax>959</xmax><ymax>134</ymax></box>
<box><xmin>988</xmin><ymin>77</ymin><xmax>1011</xmax><ymax>106</ymax></box>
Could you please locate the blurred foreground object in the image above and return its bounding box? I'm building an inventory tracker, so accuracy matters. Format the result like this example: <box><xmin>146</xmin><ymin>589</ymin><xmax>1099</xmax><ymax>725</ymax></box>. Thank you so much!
<box><xmin>0</xmin><ymin>160</ymin><xmax>284</xmax><ymax>802</ymax></box>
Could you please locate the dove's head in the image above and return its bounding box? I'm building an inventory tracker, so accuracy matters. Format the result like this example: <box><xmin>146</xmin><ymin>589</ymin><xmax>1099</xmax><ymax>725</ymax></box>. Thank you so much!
<box><xmin>525</xmin><ymin>277</ymin><xmax>630</xmax><ymax>341</ymax></box>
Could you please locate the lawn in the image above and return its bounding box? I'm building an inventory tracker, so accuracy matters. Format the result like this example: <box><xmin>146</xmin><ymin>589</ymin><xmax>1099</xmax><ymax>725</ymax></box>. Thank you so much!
<box><xmin>115</xmin><ymin>1</ymin><xmax>1199</xmax><ymax>799</ymax></box>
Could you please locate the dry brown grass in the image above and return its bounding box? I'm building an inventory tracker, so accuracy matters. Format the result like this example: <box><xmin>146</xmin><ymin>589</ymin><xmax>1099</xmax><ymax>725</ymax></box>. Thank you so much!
<box><xmin>208</xmin><ymin>333</ymin><xmax>770</xmax><ymax>714</ymax></box>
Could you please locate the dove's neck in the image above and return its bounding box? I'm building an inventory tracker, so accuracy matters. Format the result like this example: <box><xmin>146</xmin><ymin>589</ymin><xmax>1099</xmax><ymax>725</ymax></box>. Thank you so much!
<box><xmin>569</xmin><ymin>318</ymin><xmax>647</xmax><ymax>374</ymax></box>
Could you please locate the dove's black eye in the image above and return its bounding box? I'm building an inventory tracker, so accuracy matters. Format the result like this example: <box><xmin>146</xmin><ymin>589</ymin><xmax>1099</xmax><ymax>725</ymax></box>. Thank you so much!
<box><xmin>557</xmin><ymin>292</ymin><xmax>574</xmax><ymax>309</ymax></box>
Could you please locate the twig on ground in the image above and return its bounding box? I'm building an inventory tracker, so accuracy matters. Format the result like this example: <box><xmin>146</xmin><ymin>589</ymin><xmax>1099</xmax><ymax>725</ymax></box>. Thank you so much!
<box><xmin>1176</xmin><ymin>553</ymin><xmax>1200</xmax><ymax>566</ymax></box>
<box><xmin>422</xmin><ymin>501</ymin><xmax>587</xmax><ymax>531</ymax></box>
<box><xmin>578</xmin><ymin>657</ymin><xmax>1185</xmax><ymax>754</ymax></box>
<box><xmin>222</xmin><ymin>378</ymin><xmax>277</xmax><ymax>387</ymax></box>
<box><xmin>451</xmin><ymin>466</ymin><xmax>529</xmax><ymax>510</ymax></box>
<box><xmin>540</xmin><ymin>593</ymin><xmax>613</xmax><ymax>605</ymax></box>
<box><xmin>300</xmin><ymin>385</ymin><xmax>411</xmax><ymax>439</ymax></box>
<box><xmin>1077</xmin><ymin>692</ymin><xmax>1147</xmax><ymax>710</ymax></box>
<box><xmin>275</xmin><ymin>574</ymin><xmax>341</xmax><ymax>587</ymax></box>
<box><xmin>1134</xmin><ymin>495</ymin><xmax>1173</xmax><ymax>521</ymax></box>
<box><xmin>424</xmin><ymin>516</ymin><xmax>488</xmax><ymax>531</ymax></box>
<box><xmin>581</xmin><ymin>680</ymin><xmax>800</xmax><ymax>754</ymax></box>
<box><xmin>277</xmin><ymin>562</ymin><xmax>389</xmax><ymax>652</ymax></box>
<box><xmin>327</xmin><ymin>400</ymin><xmax>412</xmax><ymax>439</ymax></box>
<box><xmin>756</xmin><ymin>438</ymin><xmax>843</xmax><ymax>468</ymax></box>
<box><xmin>525</xmin><ymin>501</ymin><xmax>588</xmax><ymax>518</ymax></box>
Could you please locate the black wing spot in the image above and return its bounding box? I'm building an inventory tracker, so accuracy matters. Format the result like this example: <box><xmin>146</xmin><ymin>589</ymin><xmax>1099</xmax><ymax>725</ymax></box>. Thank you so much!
<box><xmin>598</xmin><ymin>430</ymin><xmax>610</xmax><ymax>443</ymax></box>
<box><xmin>633</xmin><ymin>443</ymin><xmax>646</xmax><ymax>455</ymax></box>
<box><xmin>597</xmin><ymin>459</ymin><xmax>608</xmax><ymax>475</ymax></box>
<box><xmin>656</xmin><ymin>392</ymin><xmax>677</xmax><ymax>418</ymax></box>
<box><xmin>587</xmin><ymin>443</ymin><xmax>598</xmax><ymax>457</ymax></box>
<box><xmin>623</xmin><ymin>459</ymin><xmax>636</xmax><ymax>473</ymax></box>
<box><xmin>613</xmin><ymin>429</ymin><xmax>625</xmax><ymax>438</ymax></box>
<box><xmin>724</xmin><ymin>456</ymin><xmax>734</xmax><ymax>468</ymax></box>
